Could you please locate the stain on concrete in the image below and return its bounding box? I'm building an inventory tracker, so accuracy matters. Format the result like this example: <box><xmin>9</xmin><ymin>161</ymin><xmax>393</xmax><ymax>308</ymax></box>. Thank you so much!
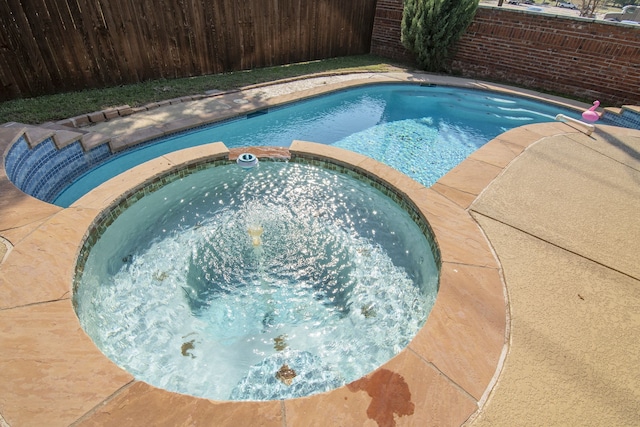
<box><xmin>348</xmin><ymin>368</ymin><xmax>414</xmax><ymax>427</ymax></box>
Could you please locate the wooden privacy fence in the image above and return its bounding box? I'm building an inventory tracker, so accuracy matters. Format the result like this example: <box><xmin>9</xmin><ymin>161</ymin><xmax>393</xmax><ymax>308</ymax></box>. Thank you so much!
<box><xmin>0</xmin><ymin>0</ymin><xmax>378</xmax><ymax>100</ymax></box>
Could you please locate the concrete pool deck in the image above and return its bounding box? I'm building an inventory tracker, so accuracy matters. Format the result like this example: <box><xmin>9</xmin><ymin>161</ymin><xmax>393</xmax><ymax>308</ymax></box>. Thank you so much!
<box><xmin>1</xmin><ymin>72</ymin><xmax>639</xmax><ymax>426</ymax></box>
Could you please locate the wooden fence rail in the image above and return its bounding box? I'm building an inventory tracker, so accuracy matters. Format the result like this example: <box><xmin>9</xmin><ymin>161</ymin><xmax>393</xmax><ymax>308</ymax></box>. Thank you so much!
<box><xmin>0</xmin><ymin>0</ymin><xmax>377</xmax><ymax>100</ymax></box>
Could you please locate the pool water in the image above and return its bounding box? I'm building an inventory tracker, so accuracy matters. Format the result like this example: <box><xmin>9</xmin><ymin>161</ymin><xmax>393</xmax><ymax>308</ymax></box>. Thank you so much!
<box><xmin>54</xmin><ymin>84</ymin><xmax>578</xmax><ymax>206</ymax></box>
<box><xmin>74</xmin><ymin>162</ymin><xmax>439</xmax><ymax>401</ymax></box>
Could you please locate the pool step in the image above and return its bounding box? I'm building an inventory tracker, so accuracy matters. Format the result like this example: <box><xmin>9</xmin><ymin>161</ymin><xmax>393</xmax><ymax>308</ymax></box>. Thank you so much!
<box><xmin>41</xmin><ymin>122</ymin><xmax>112</xmax><ymax>151</ymax></box>
<box><xmin>80</xmin><ymin>132</ymin><xmax>112</xmax><ymax>151</ymax></box>
<box><xmin>0</xmin><ymin>125</ymin><xmax>27</xmax><ymax>155</ymax></box>
<box><xmin>601</xmin><ymin>105</ymin><xmax>640</xmax><ymax>129</ymax></box>
<box><xmin>1</xmin><ymin>122</ymin><xmax>112</xmax><ymax>152</ymax></box>
<box><xmin>2</xmin><ymin>122</ymin><xmax>56</xmax><ymax>148</ymax></box>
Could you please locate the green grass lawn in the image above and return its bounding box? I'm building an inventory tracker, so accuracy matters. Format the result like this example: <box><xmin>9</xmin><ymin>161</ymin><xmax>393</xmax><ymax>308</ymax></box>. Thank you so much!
<box><xmin>0</xmin><ymin>55</ymin><xmax>402</xmax><ymax>125</ymax></box>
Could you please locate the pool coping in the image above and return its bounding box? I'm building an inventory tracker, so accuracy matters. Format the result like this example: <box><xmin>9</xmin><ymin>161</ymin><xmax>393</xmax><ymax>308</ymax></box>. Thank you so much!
<box><xmin>0</xmin><ymin>75</ymin><xmax>602</xmax><ymax>426</ymax></box>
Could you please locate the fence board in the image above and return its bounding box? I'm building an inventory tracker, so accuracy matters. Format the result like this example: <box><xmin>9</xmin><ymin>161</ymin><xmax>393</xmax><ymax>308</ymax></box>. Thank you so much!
<box><xmin>71</xmin><ymin>0</ymin><xmax>111</xmax><ymax>86</ymax></box>
<box><xmin>0</xmin><ymin>2</ymin><xmax>28</xmax><ymax>97</ymax></box>
<box><xmin>47</xmin><ymin>0</ymin><xmax>91</xmax><ymax>86</ymax></box>
<box><xmin>201</xmin><ymin>1</ymin><xmax>222</xmax><ymax>74</ymax></box>
<box><xmin>101</xmin><ymin>0</ymin><xmax>136</xmax><ymax>82</ymax></box>
<box><xmin>0</xmin><ymin>0</ymin><xmax>377</xmax><ymax>100</ymax></box>
<box><xmin>4</xmin><ymin>0</ymin><xmax>53</xmax><ymax>95</ymax></box>
<box><xmin>188</xmin><ymin>0</ymin><xmax>208</xmax><ymax>75</ymax></box>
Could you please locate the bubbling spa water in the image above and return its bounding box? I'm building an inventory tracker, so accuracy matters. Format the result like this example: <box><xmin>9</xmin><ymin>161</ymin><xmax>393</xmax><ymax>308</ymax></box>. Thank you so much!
<box><xmin>74</xmin><ymin>161</ymin><xmax>439</xmax><ymax>401</ymax></box>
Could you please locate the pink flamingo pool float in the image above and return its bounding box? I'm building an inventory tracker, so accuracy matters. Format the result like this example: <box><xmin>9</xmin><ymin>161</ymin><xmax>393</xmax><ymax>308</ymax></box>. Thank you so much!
<box><xmin>582</xmin><ymin>100</ymin><xmax>601</xmax><ymax>122</ymax></box>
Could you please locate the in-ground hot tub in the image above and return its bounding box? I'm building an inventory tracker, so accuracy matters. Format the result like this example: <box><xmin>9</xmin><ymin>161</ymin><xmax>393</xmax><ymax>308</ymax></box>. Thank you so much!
<box><xmin>73</xmin><ymin>150</ymin><xmax>440</xmax><ymax>401</ymax></box>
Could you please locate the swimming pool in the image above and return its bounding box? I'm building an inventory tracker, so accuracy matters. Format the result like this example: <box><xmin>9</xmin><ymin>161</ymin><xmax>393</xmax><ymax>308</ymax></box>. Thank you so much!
<box><xmin>13</xmin><ymin>84</ymin><xmax>581</xmax><ymax>207</ymax></box>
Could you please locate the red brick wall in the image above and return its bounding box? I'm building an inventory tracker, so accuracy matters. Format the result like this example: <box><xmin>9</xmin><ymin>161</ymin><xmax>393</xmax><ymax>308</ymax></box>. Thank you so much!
<box><xmin>371</xmin><ymin>0</ymin><xmax>415</xmax><ymax>63</ymax></box>
<box><xmin>371</xmin><ymin>4</ymin><xmax>640</xmax><ymax>106</ymax></box>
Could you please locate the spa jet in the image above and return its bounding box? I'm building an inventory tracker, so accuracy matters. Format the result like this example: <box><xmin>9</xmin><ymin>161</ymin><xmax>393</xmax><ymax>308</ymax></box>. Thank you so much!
<box><xmin>248</xmin><ymin>225</ymin><xmax>264</xmax><ymax>247</ymax></box>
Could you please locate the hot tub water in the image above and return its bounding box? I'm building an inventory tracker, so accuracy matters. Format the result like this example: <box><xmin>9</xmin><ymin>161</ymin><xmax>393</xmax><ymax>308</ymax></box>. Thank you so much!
<box><xmin>75</xmin><ymin>161</ymin><xmax>439</xmax><ymax>401</ymax></box>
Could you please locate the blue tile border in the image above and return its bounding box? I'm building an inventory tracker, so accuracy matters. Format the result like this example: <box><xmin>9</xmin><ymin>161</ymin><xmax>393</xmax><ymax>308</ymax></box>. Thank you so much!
<box><xmin>602</xmin><ymin>109</ymin><xmax>640</xmax><ymax>129</ymax></box>
<box><xmin>5</xmin><ymin>138</ymin><xmax>112</xmax><ymax>203</ymax></box>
